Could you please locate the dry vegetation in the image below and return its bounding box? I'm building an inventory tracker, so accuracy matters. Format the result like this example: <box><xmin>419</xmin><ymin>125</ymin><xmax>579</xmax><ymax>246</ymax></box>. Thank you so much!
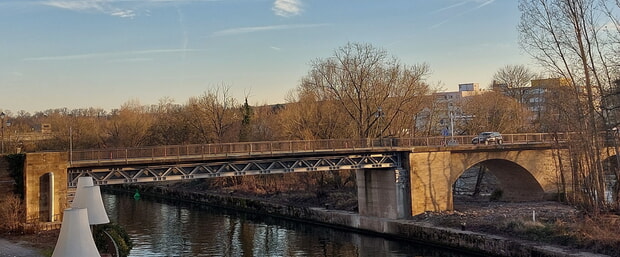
<box><xmin>414</xmin><ymin>196</ymin><xmax>620</xmax><ymax>257</ymax></box>
<box><xmin>0</xmin><ymin>195</ymin><xmax>58</xmax><ymax>256</ymax></box>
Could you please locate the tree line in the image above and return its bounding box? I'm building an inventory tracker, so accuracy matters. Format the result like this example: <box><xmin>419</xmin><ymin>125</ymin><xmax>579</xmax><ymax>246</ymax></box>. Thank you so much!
<box><xmin>3</xmin><ymin>0</ymin><xmax>620</xmax><ymax>214</ymax></box>
<box><xmin>2</xmin><ymin>43</ymin><xmax>541</xmax><ymax>153</ymax></box>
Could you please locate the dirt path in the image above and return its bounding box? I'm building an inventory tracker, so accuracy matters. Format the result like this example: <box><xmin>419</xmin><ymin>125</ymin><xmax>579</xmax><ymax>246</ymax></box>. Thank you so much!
<box><xmin>0</xmin><ymin>238</ymin><xmax>45</xmax><ymax>257</ymax></box>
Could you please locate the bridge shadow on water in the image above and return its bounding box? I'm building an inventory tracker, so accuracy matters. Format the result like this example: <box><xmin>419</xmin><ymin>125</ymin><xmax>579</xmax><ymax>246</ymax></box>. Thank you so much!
<box><xmin>102</xmin><ymin>190</ymin><xmax>484</xmax><ymax>257</ymax></box>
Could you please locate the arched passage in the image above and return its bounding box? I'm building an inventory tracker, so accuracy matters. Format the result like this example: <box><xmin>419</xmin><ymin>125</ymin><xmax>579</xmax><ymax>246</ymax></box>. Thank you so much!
<box><xmin>409</xmin><ymin>147</ymin><xmax>562</xmax><ymax>215</ymax></box>
<box><xmin>455</xmin><ymin>159</ymin><xmax>545</xmax><ymax>202</ymax></box>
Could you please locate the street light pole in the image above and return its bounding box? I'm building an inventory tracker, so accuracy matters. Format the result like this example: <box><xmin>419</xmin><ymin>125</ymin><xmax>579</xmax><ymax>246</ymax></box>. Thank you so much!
<box><xmin>375</xmin><ymin>107</ymin><xmax>385</xmax><ymax>146</ymax></box>
<box><xmin>450</xmin><ymin>111</ymin><xmax>455</xmax><ymax>141</ymax></box>
<box><xmin>69</xmin><ymin>126</ymin><xmax>73</xmax><ymax>164</ymax></box>
<box><xmin>0</xmin><ymin>112</ymin><xmax>5</xmax><ymax>154</ymax></box>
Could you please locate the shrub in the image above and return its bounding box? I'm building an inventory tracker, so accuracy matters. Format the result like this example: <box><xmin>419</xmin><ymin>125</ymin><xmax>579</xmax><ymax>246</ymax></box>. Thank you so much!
<box><xmin>0</xmin><ymin>194</ymin><xmax>24</xmax><ymax>232</ymax></box>
<box><xmin>93</xmin><ymin>223</ymin><xmax>133</xmax><ymax>257</ymax></box>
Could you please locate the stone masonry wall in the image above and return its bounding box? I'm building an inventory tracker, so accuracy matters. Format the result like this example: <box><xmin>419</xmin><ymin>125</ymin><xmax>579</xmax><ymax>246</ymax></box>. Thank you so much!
<box><xmin>23</xmin><ymin>152</ymin><xmax>68</xmax><ymax>222</ymax></box>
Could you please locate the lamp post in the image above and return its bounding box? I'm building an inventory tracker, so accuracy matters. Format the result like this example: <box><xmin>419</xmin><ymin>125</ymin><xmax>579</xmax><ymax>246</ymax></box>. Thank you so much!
<box><xmin>0</xmin><ymin>112</ymin><xmax>5</xmax><ymax>154</ymax></box>
<box><xmin>69</xmin><ymin>126</ymin><xmax>73</xmax><ymax>164</ymax></box>
<box><xmin>375</xmin><ymin>107</ymin><xmax>385</xmax><ymax>145</ymax></box>
<box><xmin>446</xmin><ymin>111</ymin><xmax>459</xmax><ymax>146</ymax></box>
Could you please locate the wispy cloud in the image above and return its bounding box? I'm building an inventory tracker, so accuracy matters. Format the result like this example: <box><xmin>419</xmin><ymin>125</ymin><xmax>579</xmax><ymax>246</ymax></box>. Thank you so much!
<box><xmin>43</xmin><ymin>0</ymin><xmax>137</xmax><ymax>18</ymax></box>
<box><xmin>108</xmin><ymin>57</ymin><xmax>153</xmax><ymax>63</ymax></box>
<box><xmin>212</xmin><ymin>23</ymin><xmax>327</xmax><ymax>37</ymax></box>
<box><xmin>40</xmin><ymin>0</ymin><xmax>220</xmax><ymax>19</ymax></box>
<box><xmin>23</xmin><ymin>49</ymin><xmax>203</xmax><ymax>62</ymax></box>
<box><xmin>431</xmin><ymin>1</ymin><xmax>468</xmax><ymax>14</ymax></box>
<box><xmin>273</xmin><ymin>0</ymin><xmax>302</xmax><ymax>17</ymax></box>
<box><xmin>430</xmin><ymin>0</ymin><xmax>495</xmax><ymax>29</ymax></box>
<box><xmin>474</xmin><ymin>0</ymin><xmax>495</xmax><ymax>10</ymax></box>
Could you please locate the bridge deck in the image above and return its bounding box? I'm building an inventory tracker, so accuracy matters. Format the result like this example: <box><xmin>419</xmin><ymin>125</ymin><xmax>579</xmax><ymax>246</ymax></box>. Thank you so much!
<box><xmin>66</xmin><ymin>134</ymin><xmax>566</xmax><ymax>186</ymax></box>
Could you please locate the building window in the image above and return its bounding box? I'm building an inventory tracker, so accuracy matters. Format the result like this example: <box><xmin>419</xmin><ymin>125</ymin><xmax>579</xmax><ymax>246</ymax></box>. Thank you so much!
<box><xmin>529</xmin><ymin>97</ymin><xmax>544</xmax><ymax>103</ymax></box>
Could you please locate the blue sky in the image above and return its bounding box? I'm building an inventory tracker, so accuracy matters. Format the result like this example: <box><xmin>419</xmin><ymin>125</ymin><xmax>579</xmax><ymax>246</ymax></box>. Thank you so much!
<box><xmin>0</xmin><ymin>0</ymin><xmax>532</xmax><ymax>113</ymax></box>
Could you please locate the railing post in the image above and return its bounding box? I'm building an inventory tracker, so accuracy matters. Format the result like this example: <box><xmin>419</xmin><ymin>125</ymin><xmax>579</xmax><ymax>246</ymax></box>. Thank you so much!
<box><xmin>97</xmin><ymin>150</ymin><xmax>101</xmax><ymax>165</ymax></box>
<box><xmin>125</xmin><ymin>149</ymin><xmax>128</xmax><ymax>164</ymax></box>
<box><xmin>525</xmin><ymin>134</ymin><xmax>529</xmax><ymax>144</ymax></box>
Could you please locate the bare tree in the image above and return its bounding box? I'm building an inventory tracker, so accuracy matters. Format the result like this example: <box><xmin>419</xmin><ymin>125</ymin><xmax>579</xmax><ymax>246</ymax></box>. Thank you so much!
<box><xmin>518</xmin><ymin>0</ymin><xmax>620</xmax><ymax>212</ymax></box>
<box><xmin>459</xmin><ymin>91</ymin><xmax>532</xmax><ymax>134</ymax></box>
<box><xmin>145</xmin><ymin>97</ymin><xmax>189</xmax><ymax>145</ymax></box>
<box><xmin>104</xmin><ymin>100</ymin><xmax>154</xmax><ymax>147</ymax></box>
<box><xmin>187</xmin><ymin>85</ymin><xmax>240</xmax><ymax>143</ymax></box>
<box><xmin>492</xmin><ymin>64</ymin><xmax>538</xmax><ymax>103</ymax></box>
<box><xmin>250</xmin><ymin>104</ymin><xmax>284</xmax><ymax>141</ymax></box>
<box><xmin>299</xmin><ymin>42</ymin><xmax>431</xmax><ymax>139</ymax></box>
<box><xmin>279</xmin><ymin>90</ymin><xmax>347</xmax><ymax>140</ymax></box>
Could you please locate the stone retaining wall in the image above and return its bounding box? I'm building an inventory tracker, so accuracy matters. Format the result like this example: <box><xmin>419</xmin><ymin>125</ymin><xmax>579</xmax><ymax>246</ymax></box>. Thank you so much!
<box><xmin>125</xmin><ymin>186</ymin><xmax>604</xmax><ymax>257</ymax></box>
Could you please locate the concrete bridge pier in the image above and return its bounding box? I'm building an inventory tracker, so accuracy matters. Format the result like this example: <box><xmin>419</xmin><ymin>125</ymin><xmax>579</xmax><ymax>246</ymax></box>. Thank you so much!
<box><xmin>356</xmin><ymin>168</ymin><xmax>411</xmax><ymax>219</ymax></box>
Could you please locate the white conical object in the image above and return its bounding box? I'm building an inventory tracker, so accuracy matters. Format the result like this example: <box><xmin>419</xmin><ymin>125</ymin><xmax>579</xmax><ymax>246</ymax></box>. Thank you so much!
<box><xmin>72</xmin><ymin>185</ymin><xmax>110</xmax><ymax>225</ymax></box>
<box><xmin>52</xmin><ymin>208</ymin><xmax>101</xmax><ymax>257</ymax></box>
<box><xmin>73</xmin><ymin>177</ymin><xmax>95</xmax><ymax>208</ymax></box>
<box><xmin>76</xmin><ymin>176</ymin><xmax>94</xmax><ymax>188</ymax></box>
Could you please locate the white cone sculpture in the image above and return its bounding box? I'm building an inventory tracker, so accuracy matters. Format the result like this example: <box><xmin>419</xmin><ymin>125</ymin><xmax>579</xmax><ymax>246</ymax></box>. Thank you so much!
<box><xmin>73</xmin><ymin>177</ymin><xmax>94</xmax><ymax>206</ymax></box>
<box><xmin>76</xmin><ymin>176</ymin><xmax>94</xmax><ymax>188</ymax></box>
<box><xmin>72</xmin><ymin>185</ymin><xmax>110</xmax><ymax>225</ymax></box>
<box><xmin>51</xmin><ymin>208</ymin><xmax>101</xmax><ymax>257</ymax></box>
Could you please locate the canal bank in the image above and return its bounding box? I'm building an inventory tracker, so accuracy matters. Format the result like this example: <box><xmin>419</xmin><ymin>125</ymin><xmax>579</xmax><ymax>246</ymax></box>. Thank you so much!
<box><xmin>111</xmin><ymin>185</ymin><xmax>607</xmax><ymax>257</ymax></box>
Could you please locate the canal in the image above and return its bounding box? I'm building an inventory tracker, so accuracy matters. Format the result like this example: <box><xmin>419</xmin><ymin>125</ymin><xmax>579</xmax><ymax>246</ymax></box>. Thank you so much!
<box><xmin>102</xmin><ymin>192</ymin><xmax>482</xmax><ymax>257</ymax></box>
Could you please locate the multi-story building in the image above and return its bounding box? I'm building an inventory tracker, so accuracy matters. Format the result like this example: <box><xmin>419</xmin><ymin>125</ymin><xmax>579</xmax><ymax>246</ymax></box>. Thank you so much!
<box><xmin>493</xmin><ymin>77</ymin><xmax>575</xmax><ymax>131</ymax></box>
<box><xmin>526</xmin><ymin>78</ymin><xmax>571</xmax><ymax>113</ymax></box>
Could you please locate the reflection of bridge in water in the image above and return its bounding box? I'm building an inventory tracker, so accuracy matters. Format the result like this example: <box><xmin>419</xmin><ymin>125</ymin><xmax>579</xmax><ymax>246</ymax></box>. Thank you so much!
<box><xmin>25</xmin><ymin>133</ymin><xmax>602</xmax><ymax>224</ymax></box>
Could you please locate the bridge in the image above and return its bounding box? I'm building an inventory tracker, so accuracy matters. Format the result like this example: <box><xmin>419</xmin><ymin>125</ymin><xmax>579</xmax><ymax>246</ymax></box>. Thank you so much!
<box><xmin>18</xmin><ymin>133</ymin><xmax>588</xmax><ymax>224</ymax></box>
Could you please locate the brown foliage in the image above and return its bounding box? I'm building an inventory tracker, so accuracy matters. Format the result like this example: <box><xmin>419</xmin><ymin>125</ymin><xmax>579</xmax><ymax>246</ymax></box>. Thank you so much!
<box><xmin>459</xmin><ymin>91</ymin><xmax>532</xmax><ymax>134</ymax></box>
<box><xmin>0</xmin><ymin>194</ymin><xmax>24</xmax><ymax>232</ymax></box>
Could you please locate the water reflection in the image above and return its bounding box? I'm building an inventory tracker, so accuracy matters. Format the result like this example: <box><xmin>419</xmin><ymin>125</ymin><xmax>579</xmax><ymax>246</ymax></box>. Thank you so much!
<box><xmin>102</xmin><ymin>193</ymin><xmax>481</xmax><ymax>257</ymax></box>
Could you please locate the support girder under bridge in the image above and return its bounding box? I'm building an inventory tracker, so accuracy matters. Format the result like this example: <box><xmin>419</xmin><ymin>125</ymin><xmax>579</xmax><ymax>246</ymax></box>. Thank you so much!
<box><xmin>68</xmin><ymin>152</ymin><xmax>403</xmax><ymax>186</ymax></box>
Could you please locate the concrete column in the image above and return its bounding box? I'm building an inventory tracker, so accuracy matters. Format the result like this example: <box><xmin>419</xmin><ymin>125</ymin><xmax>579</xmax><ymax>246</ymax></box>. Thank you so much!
<box><xmin>356</xmin><ymin>168</ymin><xmax>411</xmax><ymax>219</ymax></box>
<box><xmin>394</xmin><ymin>168</ymin><xmax>411</xmax><ymax>219</ymax></box>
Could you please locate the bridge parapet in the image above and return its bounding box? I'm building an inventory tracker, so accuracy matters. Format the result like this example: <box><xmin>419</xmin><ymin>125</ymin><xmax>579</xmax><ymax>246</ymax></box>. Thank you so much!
<box><xmin>69</xmin><ymin>133</ymin><xmax>568</xmax><ymax>166</ymax></box>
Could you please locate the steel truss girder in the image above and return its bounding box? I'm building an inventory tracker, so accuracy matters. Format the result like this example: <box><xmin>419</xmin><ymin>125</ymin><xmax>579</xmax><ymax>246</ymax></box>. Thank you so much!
<box><xmin>68</xmin><ymin>153</ymin><xmax>402</xmax><ymax>186</ymax></box>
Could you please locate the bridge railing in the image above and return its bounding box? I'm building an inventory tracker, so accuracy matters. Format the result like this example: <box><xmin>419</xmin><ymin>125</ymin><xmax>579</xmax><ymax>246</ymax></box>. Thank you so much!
<box><xmin>500</xmin><ymin>133</ymin><xmax>568</xmax><ymax>144</ymax></box>
<box><xmin>70</xmin><ymin>133</ymin><xmax>567</xmax><ymax>164</ymax></box>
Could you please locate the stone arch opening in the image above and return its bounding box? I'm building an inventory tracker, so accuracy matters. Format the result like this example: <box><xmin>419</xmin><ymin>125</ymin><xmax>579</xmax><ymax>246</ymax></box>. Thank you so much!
<box><xmin>453</xmin><ymin>159</ymin><xmax>545</xmax><ymax>204</ymax></box>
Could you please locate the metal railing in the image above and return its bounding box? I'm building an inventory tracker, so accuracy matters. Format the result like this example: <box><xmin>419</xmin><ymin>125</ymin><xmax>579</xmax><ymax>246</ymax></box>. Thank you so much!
<box><xmin>69</xmin><ymin>133</ymin><xmax>568</xmax><ymax>165</ymax></box>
